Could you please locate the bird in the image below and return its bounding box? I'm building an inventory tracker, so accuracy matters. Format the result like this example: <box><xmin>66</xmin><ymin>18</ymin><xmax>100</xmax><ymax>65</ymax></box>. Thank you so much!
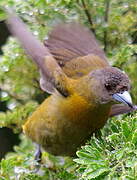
<box><xmin>5</xmin><ymin>9</ymin><xmax>136</xmax><ymax>157</ymax></box>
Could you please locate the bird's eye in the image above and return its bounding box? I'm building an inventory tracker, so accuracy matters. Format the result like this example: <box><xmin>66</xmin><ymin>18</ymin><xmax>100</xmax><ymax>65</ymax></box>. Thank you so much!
<box><xmin>105</xmin><ymin>82</ymin><xmax>117</xmax><ymax>91</ymax></box>
<box><xmin>105</xmin><ymin>84</ymin><xmax>112</xmax><ymax>91</ymax></box>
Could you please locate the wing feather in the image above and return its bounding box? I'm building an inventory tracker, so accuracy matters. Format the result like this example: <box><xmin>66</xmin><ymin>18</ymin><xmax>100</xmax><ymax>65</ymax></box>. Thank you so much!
<box><xmin>5</xmin><ymin>9</ymin><xmax>61</xmax><ymax>94</ymax></box>
<box><xmin>109</xmin><ymin>104</ymin><xmax>137</xmax><ymax>117</ymax></box>
<box><xmin>45</xmin><ymin>23</ymin><xmax>108</xmax><ymax>65</ymax></box>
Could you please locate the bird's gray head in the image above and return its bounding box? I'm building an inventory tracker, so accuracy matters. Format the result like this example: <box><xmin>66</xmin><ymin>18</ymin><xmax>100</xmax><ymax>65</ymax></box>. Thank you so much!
<box><xmin>89</xmin><ymin>67</ymin><xmax>132</xmax><ymax>107</ymax></box>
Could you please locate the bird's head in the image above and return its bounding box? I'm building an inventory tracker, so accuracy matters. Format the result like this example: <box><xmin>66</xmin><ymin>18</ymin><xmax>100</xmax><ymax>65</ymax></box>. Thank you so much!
<box><xmin>85</xmin><ymin>67</ymin><xmax>132</xmax><ymax>107</ymax></box>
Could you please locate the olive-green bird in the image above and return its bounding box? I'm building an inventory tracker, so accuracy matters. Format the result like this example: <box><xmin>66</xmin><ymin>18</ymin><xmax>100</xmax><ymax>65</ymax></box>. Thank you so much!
<box><xmin>6</xmin><ymin>9</ymin><xmax>136</xmax><ymax>157</ymax></box>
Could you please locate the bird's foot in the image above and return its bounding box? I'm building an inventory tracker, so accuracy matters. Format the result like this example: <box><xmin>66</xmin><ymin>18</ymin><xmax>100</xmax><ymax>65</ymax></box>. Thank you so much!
<box><xmin>33</xmin><ymin>144</ymin><xmax>42</xmax><ymax>173</ymax></box>
<box><xmin>34</xmin><ymin>144</ymin><xmax>42</xmax><ymax>163</ymax></box>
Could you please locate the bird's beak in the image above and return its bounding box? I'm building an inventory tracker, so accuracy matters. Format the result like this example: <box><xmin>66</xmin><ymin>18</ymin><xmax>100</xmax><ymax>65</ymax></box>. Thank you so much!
<box><xmin>112</xmin><ymin>91</ymin><xmax>133</xmax><ymax>108</ymax></box>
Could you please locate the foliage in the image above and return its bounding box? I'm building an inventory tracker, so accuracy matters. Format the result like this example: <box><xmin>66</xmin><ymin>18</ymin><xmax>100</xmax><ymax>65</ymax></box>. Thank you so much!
<box><xmin>0</xmin><ymin>101</ymin><xmax>38</xmax><ymax>133</ymax></box>
<box><xmin>0</xmin><ymin>112</ymin><xmax>136</xmax><ymax>179</ymax></box>
<box><xmin>0</xmin><ymin>38</ymin><xmax>40</xmax><ymax>102</ymax></box>
<box><xmin>75</xmin><ymin>113</ymin><xmax>137</xmax><ymax>179</ymax></box>
<box><xmin>0</xmin><ymin>135</ymin><xmax>77</xmax><ymax>180</ymax></box>
<box><xmin>0</xmin><ymin>0</ymin><xmax>137</xmax><ymax>179</ymax></box>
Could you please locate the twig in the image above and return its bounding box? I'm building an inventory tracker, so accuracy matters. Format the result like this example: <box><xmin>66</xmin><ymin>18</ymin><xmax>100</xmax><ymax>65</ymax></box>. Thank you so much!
<box><xmin>104</xmin><ymin>0</ymin><xmax>110</xmax><ymax>52</ymax></box>
<box><xmin>80</xmin><ymin>0</ymin><xmax>95</xmax><ymax>33</ymax></box>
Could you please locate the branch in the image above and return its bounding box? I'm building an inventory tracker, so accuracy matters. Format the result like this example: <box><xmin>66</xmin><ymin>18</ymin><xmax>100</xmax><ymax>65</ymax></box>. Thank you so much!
<box><xmin>80</xmin><ymin>0</ymin><xmax>95</xmax><ymax>34</ymax></box>
<box><xmin>104</xmin><ymin>0</ymin><xmax>110</xmax><ymax>52</ymax></box>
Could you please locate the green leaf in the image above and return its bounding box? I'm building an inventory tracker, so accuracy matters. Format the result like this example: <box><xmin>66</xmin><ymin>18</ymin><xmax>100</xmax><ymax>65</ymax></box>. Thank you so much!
<box><xmin>82</xmin><ymin>166</ymin><xmax>109</xmax><ymax>179</ymax></box>
<box><xmin>121</xmin><ymin>121</ymin><xmax>131</xmax><ymax>139</ymax></box>
<box><xmin>131</xmin><ymin>129</ymin><xmax>137</xmax><ymax>146</ymax></box>
<box><xmin>0</xmin><ymin>7</ymin><xmax>6</xmax><ymax>21</ymax></box>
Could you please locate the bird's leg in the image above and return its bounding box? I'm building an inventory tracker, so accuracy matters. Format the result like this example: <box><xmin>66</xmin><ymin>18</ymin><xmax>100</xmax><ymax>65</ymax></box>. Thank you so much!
<box><xmin>34</xmin><ymin>144</ymin><xmax>42</xmax><ymax>163</ymax></box>
<box><xmin>95</xmin><ymin>129</ymin><xmax>102</xmax><ymax>138</ymax></box>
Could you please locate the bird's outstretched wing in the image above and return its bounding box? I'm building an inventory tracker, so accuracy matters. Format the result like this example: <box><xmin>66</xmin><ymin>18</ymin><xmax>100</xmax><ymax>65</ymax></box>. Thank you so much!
<box><xmin>45</xmin><ymin>23</ymin><xmax>109</xmax><ymax>78</ymax></box>
<box><xmin>5</xmin><ymin>9</ymin><xmax>64</xmax><ymax>94</ymax></box>
<box><xmin>45</xmin><ymin>23</ymin><xmax>108</xmax><ymax>62</ymax></box>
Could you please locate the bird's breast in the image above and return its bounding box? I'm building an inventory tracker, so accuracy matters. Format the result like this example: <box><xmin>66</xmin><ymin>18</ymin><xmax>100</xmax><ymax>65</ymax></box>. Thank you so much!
<box><xmin>23</xmin><ymin>93</ymin><xmax>111</xmax><ymax>156</ymax></box>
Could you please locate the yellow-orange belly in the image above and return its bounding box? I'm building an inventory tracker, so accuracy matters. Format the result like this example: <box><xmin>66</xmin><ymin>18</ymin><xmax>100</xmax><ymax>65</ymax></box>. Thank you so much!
<box><xmin>23</xmin><ymin>93</ymin><xmax>111</xmax><ymax>156</ymax></box>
